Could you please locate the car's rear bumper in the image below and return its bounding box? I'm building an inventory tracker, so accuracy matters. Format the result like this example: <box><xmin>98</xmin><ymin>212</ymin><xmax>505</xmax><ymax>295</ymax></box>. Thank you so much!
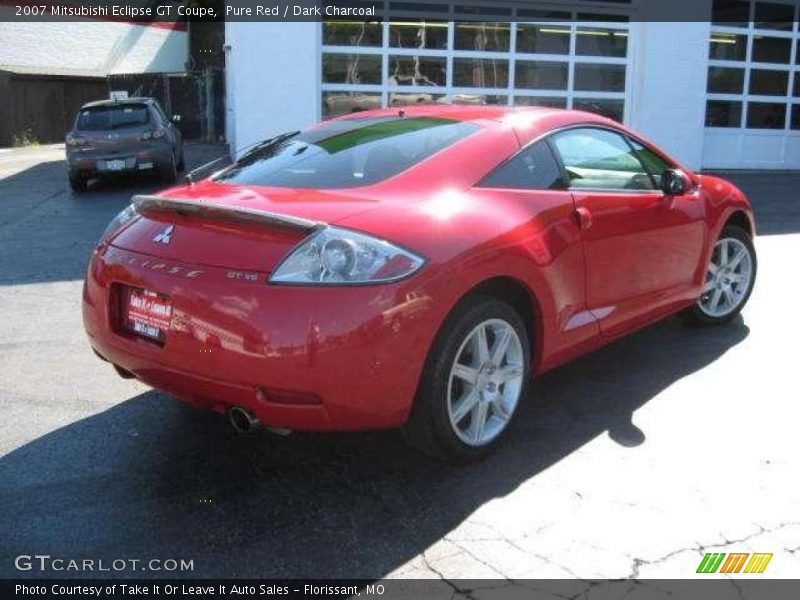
<box><xmin>68</xmin><ymin>145</ymin><xmax>172</xmax><ymax>177</ymax></box>
<box><xmin>82</xmin><ymin>243</ymin><xmax>444</xmax><ymax>431</ymax></box>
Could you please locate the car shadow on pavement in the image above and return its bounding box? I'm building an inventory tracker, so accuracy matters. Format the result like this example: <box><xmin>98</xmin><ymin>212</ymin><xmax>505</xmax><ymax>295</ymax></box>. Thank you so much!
<box><xmin>0</xmin><ymin>315</ymin><xmax>749</xmax><ymax>579</ymax></box>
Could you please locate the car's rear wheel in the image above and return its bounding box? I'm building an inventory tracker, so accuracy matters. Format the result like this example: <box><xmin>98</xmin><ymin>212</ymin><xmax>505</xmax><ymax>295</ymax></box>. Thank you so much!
<box><xmin>684</xmin><ymin>226</ymin><xmax>756</xmax><ymax>325</ymax></box>
<box><xmin>403</xmin><ymin>295</ymin><xmax>530</xmax><ymax>461</ymax></box>
<box><xmin>69</xmin><ymin>172</ymin><xmax>87</xmax><ymax>193</ymax></box>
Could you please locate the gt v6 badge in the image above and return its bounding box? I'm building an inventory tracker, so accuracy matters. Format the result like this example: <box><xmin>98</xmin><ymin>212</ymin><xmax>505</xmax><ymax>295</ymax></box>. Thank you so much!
<box><xmin>153</xmin><ymin>225</ymin><xmax>175</xmax><ymax>245</ymax></box>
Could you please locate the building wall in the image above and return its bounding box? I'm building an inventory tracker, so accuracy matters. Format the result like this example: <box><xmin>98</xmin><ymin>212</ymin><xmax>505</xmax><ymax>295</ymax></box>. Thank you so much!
<box><xmin>224</xmin><ymin>22</ymin><xmax>319</xmax><ymax>154</ymax></box>
<box><xmin>628</xmin><ymin>0</ymin><xmax>712</xmax><ymax>169</ymax></box>
<box><xmin>0</xmin><ymin>16</ymin><xmax>187</xmax><ymax>75</ymax></box>
<box><xmin>223</xmin><ymin>1</ymin><xmax>800</xmax><ymax>171</ymax></box>
<box><xmin>702</xmin><ymin>0</ymin><xmax>800</xmax><ymax>169</ymax></box>
<box><xmin>225</xmin><ymin>16</ymin><xmax>710</xmax><ymax>169</ymax></box>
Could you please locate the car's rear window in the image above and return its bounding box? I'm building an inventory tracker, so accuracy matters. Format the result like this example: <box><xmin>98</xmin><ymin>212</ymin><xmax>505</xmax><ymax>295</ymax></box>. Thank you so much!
<box><xmin>76</xmin><ymin>104</ymin><xmax>150</xmax><ymax>131</ymax></box>
<box><xmin>214</xmin><ymin>117</ymin><xmax>480</xmax><ymax>189</ymax></box>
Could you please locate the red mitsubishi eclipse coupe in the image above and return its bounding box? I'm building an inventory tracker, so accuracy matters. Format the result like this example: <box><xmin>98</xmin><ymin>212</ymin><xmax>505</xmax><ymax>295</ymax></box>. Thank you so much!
<box><xmin>83</xmin><ymin>105</ymin><xmax>756</xmax><ymax>460</ymax></box>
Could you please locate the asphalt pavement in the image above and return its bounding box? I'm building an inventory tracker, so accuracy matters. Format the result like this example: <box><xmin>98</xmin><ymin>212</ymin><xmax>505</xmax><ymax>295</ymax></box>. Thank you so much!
<box><xmin>0</xmin><ymin>145</ymin><xmax>798</xmax><ymax>587</ymax></box>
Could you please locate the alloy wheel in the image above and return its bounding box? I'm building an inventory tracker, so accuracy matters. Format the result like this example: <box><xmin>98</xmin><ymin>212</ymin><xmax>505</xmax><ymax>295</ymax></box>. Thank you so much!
<box><xmin>698</xmin><ymin>237</ymin><xmax>753</xmax><ymax>318</ymax></box>
<box><xmin>446</xmin><ymin>318</ymin><xmax>524</xmax><ymax>447</ymax></box>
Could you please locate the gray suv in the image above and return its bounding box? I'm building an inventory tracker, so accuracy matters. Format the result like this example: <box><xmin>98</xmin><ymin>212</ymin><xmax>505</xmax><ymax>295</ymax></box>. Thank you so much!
<box><xmin>66</xmin><ymin>97</ymin><xmax>184</xmax><ymax>192</ymax></box>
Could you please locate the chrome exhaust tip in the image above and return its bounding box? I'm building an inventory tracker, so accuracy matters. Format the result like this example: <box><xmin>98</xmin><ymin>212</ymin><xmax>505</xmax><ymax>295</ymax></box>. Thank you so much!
<box><xmin>228</xmin><ymin>406</ymin><xmax>259</xmax><ymax>434</ymax></box>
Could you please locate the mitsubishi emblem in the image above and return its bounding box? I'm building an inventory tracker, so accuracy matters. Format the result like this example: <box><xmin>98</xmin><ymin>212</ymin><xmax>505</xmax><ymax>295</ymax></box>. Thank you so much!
<box><xmin>153</xmin><ymin>224</ymin><xmax>175</xmax><ymax>245</ymax></box>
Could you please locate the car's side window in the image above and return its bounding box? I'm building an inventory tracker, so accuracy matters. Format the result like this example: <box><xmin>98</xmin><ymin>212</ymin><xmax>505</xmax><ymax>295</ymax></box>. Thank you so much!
<box><xmin>627</xmin><ymin>137</ymin><xmax>671</xmax><ymax>189</ymax></box>
<box><xmin>551</xmin><ymin>128</ymin><xmax>657</xmax><ymax>192</ymax></box>
<box><xmin>479</xmin><ymin>140</ymin><xmax>565</xmax><ymax>190</ymax></box>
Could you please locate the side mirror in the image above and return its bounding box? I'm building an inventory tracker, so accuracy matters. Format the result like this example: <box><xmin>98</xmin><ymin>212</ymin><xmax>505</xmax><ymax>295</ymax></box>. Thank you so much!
<box><xmin>661</xmin><ymin>169</ymin><xmax>688</xmax><ymax>196</ymax></box>
<box><xmin>171</xmin><ymin>115</ymin><xmax>181</xmax><ymax>123</ymax></box>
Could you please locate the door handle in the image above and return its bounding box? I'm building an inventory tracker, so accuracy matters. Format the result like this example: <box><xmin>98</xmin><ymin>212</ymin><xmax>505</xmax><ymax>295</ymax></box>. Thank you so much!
<box><xmin>574</xmin><ymin>207</ymin><xmax>593</xmax><ymax>230</ymax></box>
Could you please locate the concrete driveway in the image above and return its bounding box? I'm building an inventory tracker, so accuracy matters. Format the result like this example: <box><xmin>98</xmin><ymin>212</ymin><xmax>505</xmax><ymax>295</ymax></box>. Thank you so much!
<box><xmin>0</xmin><ymin>145</ymin><xmax>798</xmax><ymax>585</ymax></box>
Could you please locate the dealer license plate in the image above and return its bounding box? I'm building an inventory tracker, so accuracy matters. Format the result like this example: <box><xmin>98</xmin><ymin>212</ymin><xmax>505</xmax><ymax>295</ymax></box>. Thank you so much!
<box><xmin>122</xmin><ymin>287</ymin><xmax>172</xmax><ymax>342</ymax></box>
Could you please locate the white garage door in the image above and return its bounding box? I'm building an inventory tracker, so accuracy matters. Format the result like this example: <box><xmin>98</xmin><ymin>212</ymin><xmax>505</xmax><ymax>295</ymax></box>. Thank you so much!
<box><xmin>319</xmin><ymin>1</ymin><xmax>633</xmax><ymax>123</ymax></box>
<box><xmin>704</xmin><ymin>0</ymin><xmax>800</xmax><ymax>169</ymax></box>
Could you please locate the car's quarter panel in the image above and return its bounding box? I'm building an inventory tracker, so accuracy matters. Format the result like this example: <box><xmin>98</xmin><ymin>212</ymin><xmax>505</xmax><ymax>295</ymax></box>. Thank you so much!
<box><xmin>335</xmin><ymin>187</ymin><xmax>597</xmax><ymax>374</ymax></box>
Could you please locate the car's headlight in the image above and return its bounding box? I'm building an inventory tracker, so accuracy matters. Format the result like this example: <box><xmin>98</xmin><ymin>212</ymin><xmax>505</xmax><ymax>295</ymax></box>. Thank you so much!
<box><xmin>100</xmin><ymin>204</ymin><xmax>138</xmax><ymax>242</ymax></box>
<box><xmin>269</xmin><ymin>226</ymin><xmax>425</xmax><ymax>285</ymax></box>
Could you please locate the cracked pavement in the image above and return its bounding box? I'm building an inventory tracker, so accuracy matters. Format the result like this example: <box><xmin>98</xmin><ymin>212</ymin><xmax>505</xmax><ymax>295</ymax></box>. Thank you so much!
<box><xmin>0</xmin><ymin>146</ymin><xmax>799</xmax><ymax>582</ymax></box>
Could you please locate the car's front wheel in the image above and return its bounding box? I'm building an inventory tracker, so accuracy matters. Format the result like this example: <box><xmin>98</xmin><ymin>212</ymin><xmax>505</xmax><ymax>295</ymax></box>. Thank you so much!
<box><xmin>404</xmin><ymin>295</ymin><xmax>530</xmax><ymax>461</ymax></box>
<box><xmin>685</xmin><ymin>225</ymin><xmax>756</xmax><ymax>325</ymax></box>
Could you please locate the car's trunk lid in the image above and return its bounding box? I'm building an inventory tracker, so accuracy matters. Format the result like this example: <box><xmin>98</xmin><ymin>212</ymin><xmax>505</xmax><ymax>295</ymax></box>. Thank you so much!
<box><xmin>108</xmin><ymin>180</ymin><xmax>380</xmax><ymax>273</ymax></box>
<box><xmin>78</xmin><ymin>126</ymin><xmax>147</xmax><ymax>151</ymax></box>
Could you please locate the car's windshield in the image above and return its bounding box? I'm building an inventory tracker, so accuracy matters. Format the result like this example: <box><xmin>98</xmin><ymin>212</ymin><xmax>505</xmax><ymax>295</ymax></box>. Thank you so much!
<box><xmin>214</xmin><ymin>116</ymin><xmax>480</xmax><ymax>189</ymax></box>
<box><xmin>76</xmin><ymin>104</ymin><xmax>150</xmax><ymax>131</ymax></box>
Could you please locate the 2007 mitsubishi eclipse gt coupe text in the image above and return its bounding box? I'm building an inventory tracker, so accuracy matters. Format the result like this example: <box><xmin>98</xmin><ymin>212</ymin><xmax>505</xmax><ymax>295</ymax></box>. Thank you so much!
<box><xmin>82</xmin><ymin>105</ymin><xmax>757</xmax><ymax>460</ymax></box>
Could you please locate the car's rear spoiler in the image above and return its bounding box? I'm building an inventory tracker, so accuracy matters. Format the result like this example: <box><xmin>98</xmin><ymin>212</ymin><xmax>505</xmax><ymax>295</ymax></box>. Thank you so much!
<box><xmin>132</xmin><ymin>195</ymin><xmax>323</xmax><ymax>233</ymax></box>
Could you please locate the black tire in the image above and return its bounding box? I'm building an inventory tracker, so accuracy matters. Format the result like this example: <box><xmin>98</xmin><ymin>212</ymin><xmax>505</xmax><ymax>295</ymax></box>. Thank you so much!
<box><xmin>403</xmin><ymin>295</ymin><xmax>531</xmax><ymax>462</ymax></box>
<box><xmin>161</xmin><ymin>153</ymin><xmax>178</xmax><ymax>184</ymax></box>
<box><xmin>683</xmin><ymin>225</ymin><xmax>756</xmax><ymax>326</ymax></box>
<box><xmin>69</xmin><ymin>172</ymin><xmax>87</xmax><ymax>193</ymax></box>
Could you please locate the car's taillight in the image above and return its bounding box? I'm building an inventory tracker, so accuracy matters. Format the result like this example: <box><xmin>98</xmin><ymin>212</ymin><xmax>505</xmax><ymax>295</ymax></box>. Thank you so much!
<box><xmin>269</xmin><ymin>226</ymin><xmax>425</xmax><ymax>285</ymax></box>
<box><xmin>141</xmin><ymin>129</ymin><xmax>166</xmax><ymax>141</ymax></box>
<box><xmin>99</xmin><ymin>204</ymin><xmax>138</xmax><ymax>244</ymax></box>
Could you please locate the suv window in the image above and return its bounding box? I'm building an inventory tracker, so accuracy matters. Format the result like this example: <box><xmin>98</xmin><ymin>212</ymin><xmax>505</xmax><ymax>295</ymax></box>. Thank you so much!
<box><xmin>551</xmin><ymin>127</ymin><xmax>656</xmax><ymax>191</ymax></box>
<box><xmin>76</xmin><ymin>104</ymin><xmax>150</xmax><ymax>131</ymax></box>
<box><xmin>479</xmin><ymin>140</ymin><xmax>564</xmax><ymax>190</ymax></box>
<box><xmin>214</xmin><ymin>117</ymin><xmax>480</xmax><ymax>189</ymax></box>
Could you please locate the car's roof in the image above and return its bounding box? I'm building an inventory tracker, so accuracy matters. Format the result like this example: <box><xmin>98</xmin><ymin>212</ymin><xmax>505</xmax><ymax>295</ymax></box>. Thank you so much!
<box><xmin>329</xmin><ymin>104</ymin><xmax>622</xmax><ymax>147</ymax></box>
<box><xmin>80</xmin><ymin>97</ymin><xmax>155</xmax><ymax>109</ymax></box>
<box><xmin>331</xmin><ymin>103</ymin><xmax>616</xmax><ymax>124</ymax></box>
